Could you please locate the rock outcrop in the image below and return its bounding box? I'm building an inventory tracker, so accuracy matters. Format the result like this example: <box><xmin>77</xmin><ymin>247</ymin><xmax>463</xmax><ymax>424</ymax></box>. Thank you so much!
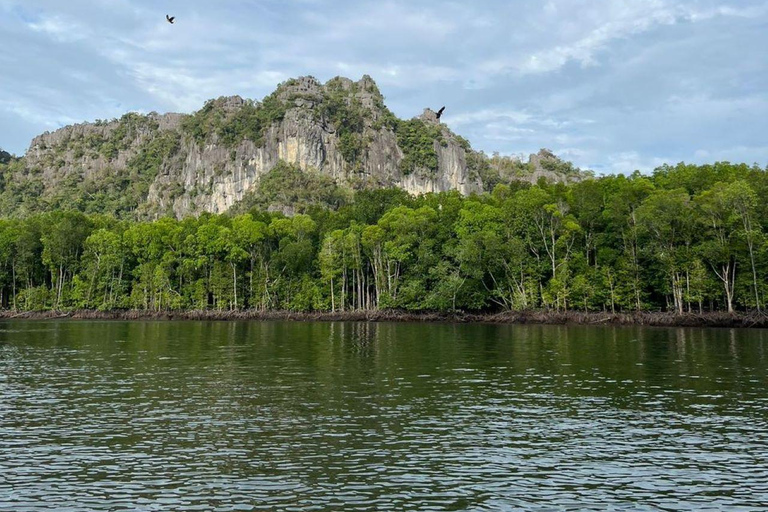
<box><xmin>0</xmin><ymin>75</ymin><xmax>583</xmax><ymax>219</ymax></box>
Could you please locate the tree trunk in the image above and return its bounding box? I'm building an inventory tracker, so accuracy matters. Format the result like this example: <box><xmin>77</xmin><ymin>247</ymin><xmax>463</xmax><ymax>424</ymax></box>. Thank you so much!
<box><xmin>12</xmin><ymin>262</ymin><xmax>16</xmax><ymax>310</ymax></box>
<box><xmin>748</xmin><ymin>239</ymin><xmax>761</xmax><ymax>312</ymax></box>
<box><xmin>232</xmin><ymin>262</ymin><xmax>238</xmax><ymax>310</ymax></box>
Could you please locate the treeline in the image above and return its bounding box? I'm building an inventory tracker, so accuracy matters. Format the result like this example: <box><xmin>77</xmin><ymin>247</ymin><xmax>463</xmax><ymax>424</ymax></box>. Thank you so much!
<box><xmin>0</xmin><ymin>161</ymin><xmax>767</xmax><ymax>314</ymax></box>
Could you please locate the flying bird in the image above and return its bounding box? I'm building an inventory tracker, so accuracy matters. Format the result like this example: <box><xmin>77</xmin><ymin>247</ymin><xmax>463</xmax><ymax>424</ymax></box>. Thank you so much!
<box><xmin>166</xmin><ymin>14</ymin><xmax>175</xmax><ymax>24</ymax></box>
<box><xmin>436</xmin><ymin>106</ymin><xmax>445</xmax><ymax>120</ymax></box>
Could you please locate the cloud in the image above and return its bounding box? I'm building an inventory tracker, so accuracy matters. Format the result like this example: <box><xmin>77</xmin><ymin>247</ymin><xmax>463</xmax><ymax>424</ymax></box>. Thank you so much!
<box><xmin>0</xmin><ymin>0</ymin><xmax>766</xmax><ymax>173</ymax></box>
<box><xmin>449</xmin><ymin>110</ymin><xmax>532</xmax><ymax>127</ymax></box>
<box><xmin>27</xmin><ymin>14</ymin><xmax>88</xmax><ymax>42</ymax></box>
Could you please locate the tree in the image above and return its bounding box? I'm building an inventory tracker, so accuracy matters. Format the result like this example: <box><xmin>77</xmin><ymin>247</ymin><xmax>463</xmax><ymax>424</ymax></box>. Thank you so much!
<box><xmin>40</xmin><ymin>212</ymin><xmax>92</xmax><ymax>308</ymax></box>
<box><xmin>603</xmin><ymin>174</ymin><xmax>655</xmax><ymax>310</ymax></box>
<box><xmin>722</xmin><ymin>180</ymin><xmax>762</xmax><ymax>311</ymax></box>
<box><xmin>513</xmin><ymin>186</ymin><xmax>580</xmax><ymax>311</ymax></box>
<box><xmin>0</xmin><ymin>220</ymin><xmax>19</xmax><ymax>309</ymax></box>
<box><xmin>636</xmin><ymin>189</ymin><xmax>695</xmax><ymax>314</ymax></box>
<box><xmin>365</xmin><ymin>206</ymin><xmax>438</xmax><ymax>308</ymax></box>
<box><xmin>0</xmin><ymin>160</ymin><xmax>767</xmax><ymax>316</ymax></box>
<box><xmin>319</xmin><ymin>230</ymin><xmax>344</xmax><ymax>311</ymax></box>
<box><xmin>696</xmin><ymin>186</ymin><xmax>739</xmax><ymax>312</ymax></box>
<box><xmin>232</xmin><ymin>214</ymin><xmax>268</xmax><ymax>309</ymax></box>
<box><xmin>77</xmin><ymin>229</ymin><xmax>124</xmax><ymax>309</ymax></box>
<box><xmin>455</xmin><ymin>201</ymin><xmax>533</xmax><ymax>310</ymax></box>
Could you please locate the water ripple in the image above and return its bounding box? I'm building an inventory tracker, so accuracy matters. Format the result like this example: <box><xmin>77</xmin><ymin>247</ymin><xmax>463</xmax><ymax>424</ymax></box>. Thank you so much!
<box><xmin>1</xmin><ymin>321</ymin><xmax>767</xmax><ymax>510</ymax></box>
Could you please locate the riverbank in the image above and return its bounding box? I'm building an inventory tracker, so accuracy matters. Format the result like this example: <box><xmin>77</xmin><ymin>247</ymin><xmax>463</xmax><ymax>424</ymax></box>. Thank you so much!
<box><xmin>2</xmin><ymin>309</ymin><xmax>768</xmax><ymax>327</ymax></box>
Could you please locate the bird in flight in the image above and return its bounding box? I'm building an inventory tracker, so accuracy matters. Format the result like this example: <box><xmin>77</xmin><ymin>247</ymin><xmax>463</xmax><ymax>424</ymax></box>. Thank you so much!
<box><xmin>166</xmin><ymin>14</ymin><xmax>175</xmax><ymax>24</ymax></box>
<box><xmin>436</xmin><ymin>106</ymin><xmax>446</xmax><ymax>120</ymax></box>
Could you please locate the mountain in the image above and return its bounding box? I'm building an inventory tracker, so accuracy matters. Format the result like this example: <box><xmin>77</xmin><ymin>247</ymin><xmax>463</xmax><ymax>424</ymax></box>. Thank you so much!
<box><xmin>0</xmin><ymin>75</ymin><xmax>583</xmax><ymax>219</ymax></box>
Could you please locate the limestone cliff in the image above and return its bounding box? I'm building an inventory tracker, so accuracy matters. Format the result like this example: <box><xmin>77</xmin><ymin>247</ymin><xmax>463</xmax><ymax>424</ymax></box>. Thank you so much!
<box><xmin>0</xmin><ymin>75</ymin><xmax>581</xmax><ymax>219</ymax></box>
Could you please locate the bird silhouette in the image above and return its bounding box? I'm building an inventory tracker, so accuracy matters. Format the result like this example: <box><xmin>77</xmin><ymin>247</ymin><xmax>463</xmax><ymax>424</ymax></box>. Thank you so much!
<box><xmin>166</xmin><ymin>14</ymin><xmax>175</xmax><ymax>24</ymax></box>
<box><xmin>436</xmin><ymin>106</ymin><xmax>445</xmax><ymax>120</ymax></box>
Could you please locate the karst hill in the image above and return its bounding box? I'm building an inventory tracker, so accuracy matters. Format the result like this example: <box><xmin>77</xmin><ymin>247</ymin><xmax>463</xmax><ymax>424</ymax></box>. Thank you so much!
<box><xmin>0</xmin><ymin>75</ymin><xmax>582</xmax><ymax>218</ymax></box>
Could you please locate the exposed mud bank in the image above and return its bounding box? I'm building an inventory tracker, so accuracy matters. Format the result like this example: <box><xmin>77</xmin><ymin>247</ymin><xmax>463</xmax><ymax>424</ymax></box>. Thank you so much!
<box><xmin>2</xmin><ymin>309</ymin><xmax>767</xmax><ymax>328</ymax></box>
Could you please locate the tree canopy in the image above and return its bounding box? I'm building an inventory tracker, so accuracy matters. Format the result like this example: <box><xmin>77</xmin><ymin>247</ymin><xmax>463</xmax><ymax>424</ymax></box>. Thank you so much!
<box><xmin>0</xmin><ymin>161</ymin><xmax>767</xmax><ymax>314</ymax></box>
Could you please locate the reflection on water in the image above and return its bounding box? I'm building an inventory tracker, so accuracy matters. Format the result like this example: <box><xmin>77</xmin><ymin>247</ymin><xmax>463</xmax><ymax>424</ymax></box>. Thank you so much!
<box><xmin>1</xmin><ymin>321</ymin><xmax>767</xmax><ymax>510</ymax></box>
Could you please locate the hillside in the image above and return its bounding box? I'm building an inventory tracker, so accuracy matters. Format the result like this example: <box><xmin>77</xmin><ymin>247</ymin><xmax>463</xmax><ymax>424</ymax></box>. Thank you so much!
<box><xmin>0</xmin><ymin>76</ymin><xmax>583</xmax><ymax>219</ymax></box>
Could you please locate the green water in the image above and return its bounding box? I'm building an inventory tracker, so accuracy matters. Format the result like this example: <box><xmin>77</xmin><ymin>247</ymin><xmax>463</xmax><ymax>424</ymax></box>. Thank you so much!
<box><xmin>1</xmin><ymin>321</ymin><xmax>767</xmax><ymax>510</ymax></box>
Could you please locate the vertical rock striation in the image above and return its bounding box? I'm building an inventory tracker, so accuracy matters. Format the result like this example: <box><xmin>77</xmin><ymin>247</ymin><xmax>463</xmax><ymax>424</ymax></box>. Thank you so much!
<box><xmin>0</xmin><ymin>75</ymin><xmax>580</xmax><ymax>219</ymax></box>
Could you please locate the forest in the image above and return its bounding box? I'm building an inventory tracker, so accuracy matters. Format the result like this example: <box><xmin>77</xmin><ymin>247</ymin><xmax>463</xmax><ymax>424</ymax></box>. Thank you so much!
<box><xmin>0</xmin><ymin>160</ymin><xmax>766</xmax><ymax>315</ymax></box>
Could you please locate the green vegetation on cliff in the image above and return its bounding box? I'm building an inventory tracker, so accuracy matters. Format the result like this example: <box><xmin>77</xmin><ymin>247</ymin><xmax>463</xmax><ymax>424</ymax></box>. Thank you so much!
<box><xmin>0</xmin><ymin>161</ymin><xmax>766</xmax><ymax>315</ymax></box>
<box><xmin>394</xmin><ymin>119</ymin><xmax>444</xmax><ymax>175</ymax></box>
<box><xmin>319</xmin><ymin>79</ymin><xmax>370</xmax><ymax>168</ymax></box>
<box><xmin>99</xmin><ymin>113</ymin><xmax>160</xmax><ymax>159</ymax></box>
<box><xmin>181</xmin><ymin>93</ymin><xmax>289</xmax><ymax>148</ymax></box>
<box><xmin>231</xmin><ymin>161</ymin><xmax>351</xmax><ymax>214</ymax></box>
<box><xmin>0</xmin><ymin>125</ymin><xmax>181</xmax><ymax>218</ymax></box>
<box><xmin>0</xmin><ymin>76</ymin><xmax>587</xmax><ymax>221</ymax></box>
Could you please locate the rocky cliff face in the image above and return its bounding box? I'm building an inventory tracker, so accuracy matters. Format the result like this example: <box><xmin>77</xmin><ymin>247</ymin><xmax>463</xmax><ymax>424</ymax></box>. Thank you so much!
<box><xmin>0</xmin><ymin>75</ymin><xmax>580</xmax><ymax>219</ymax></box>
<box><xmin>145</xmin><ymin>76</ymin><xmax>485</xmax><ymax>217</ymax></box>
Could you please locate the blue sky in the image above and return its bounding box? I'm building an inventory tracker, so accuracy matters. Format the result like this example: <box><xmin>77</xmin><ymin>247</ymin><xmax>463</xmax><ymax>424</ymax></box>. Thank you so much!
<box><xmin>1</xmin><ymin>0</ymin><xmax>766</xmax><ymax>173</ymax></box>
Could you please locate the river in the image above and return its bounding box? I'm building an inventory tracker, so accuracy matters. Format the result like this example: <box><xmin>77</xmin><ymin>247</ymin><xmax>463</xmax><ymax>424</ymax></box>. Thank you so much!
<box><xmin>1</xmin><ymin>321</ymin><xmax>767</xmax><ymax>510</ymax></box>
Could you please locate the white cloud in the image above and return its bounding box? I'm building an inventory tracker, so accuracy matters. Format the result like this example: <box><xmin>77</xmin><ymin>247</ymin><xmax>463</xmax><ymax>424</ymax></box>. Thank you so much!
<box><xmin>693</xmin><ymin>146</ymin><xmax>768</xmax><ymax>165</ymax></box>
<box><xmin>0</xmin><ymin>0</ymin><xmax>766</xmax><ymax>173</ymax></box>
<box><xmin>0</xmin><ymin>99</ymin><xmax>79</xmax><ymax>129</ymax></box>
<box><xmin>448</xmin><ymin>109</ymin><xmax>533</xmax><ymax>127</ymax></box>
<box><xmin>601</xmin><ymin>151</ymin><xmax>673</xmax><ymax>174</ymax></box>
<box><xmin>476</xmin><ymin>0</ymin><xmax>766</xmax><ymax>78</ymax></box>
<box><xmin>27</xmin><ymin>14</ymin><xmax>88</xmax><ymax>42</ymax></box>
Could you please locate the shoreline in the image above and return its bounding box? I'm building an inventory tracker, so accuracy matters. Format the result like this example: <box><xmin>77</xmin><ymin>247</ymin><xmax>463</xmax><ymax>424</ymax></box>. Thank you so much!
<box><xmin>1</xmin><ymin>309</ymin><xmax>767</xmax><ymax>328</ymax></box>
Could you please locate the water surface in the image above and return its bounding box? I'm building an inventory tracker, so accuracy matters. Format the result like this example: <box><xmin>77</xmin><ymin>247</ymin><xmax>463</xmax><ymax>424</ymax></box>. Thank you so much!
<box><xmin>1</xmin><ymin>321</ymin><xmax>767</xmax><ymax>510</ymax></box>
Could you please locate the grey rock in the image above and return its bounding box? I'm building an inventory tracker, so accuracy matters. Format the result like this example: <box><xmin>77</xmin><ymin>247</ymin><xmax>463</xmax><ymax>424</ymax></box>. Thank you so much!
<box><xmin>419</xmin><ymin>108</ymin><xmax>440</xmax><ymax>125</ymax></box>
<box><xmin>4</xmin><ymin>75</ymin><xmax>582</xmax><ymax>219</ymax></box>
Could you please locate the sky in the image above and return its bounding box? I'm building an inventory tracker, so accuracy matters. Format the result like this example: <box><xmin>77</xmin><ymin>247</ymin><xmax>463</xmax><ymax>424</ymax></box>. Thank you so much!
<box><xmin>0</xmin><ymin>0</ymin><xmax>766</xmax><ymax>174</ymax></box>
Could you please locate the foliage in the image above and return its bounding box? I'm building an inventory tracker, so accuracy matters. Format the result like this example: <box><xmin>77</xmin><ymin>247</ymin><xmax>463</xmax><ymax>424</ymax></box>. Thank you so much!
<box><xmin>0</xmin><ymin>79</ymin><xmax>593</xmax><ymax>223</ymax></box>
<box><xmin>0</xmin><ymin>114</ymin><xmax>179</xmax><ymax>218</ymax></box>
<box><xmin>1</xmin><ymin>161</ymin><xmax>766</xmax><ymax>314</ymax></box>
<box><xmin>394</xmin><ymin>119</ymin><xmax>444</xmax><ymax>175</ymax></box>
<box><xmin>318</xmin><ymin>79</ymin><xmax>370</xmax><ymax>167</ymax></box>
<box><xmin>231</xmin><ymin>161</ymin><xmax>351</xmax><ymax>214</ymax></box>
<box><xmin>181</xmin><ymin>93</ymin><xmax>289</xmax><ymax>148</ymax></box>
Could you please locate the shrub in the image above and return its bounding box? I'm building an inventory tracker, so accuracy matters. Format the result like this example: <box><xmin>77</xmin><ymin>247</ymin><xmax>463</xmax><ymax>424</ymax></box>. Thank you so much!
<box><xmin>394</xmin><ymin>119</ymin><xmax>443</xmax><ymax>175</ymax></box>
